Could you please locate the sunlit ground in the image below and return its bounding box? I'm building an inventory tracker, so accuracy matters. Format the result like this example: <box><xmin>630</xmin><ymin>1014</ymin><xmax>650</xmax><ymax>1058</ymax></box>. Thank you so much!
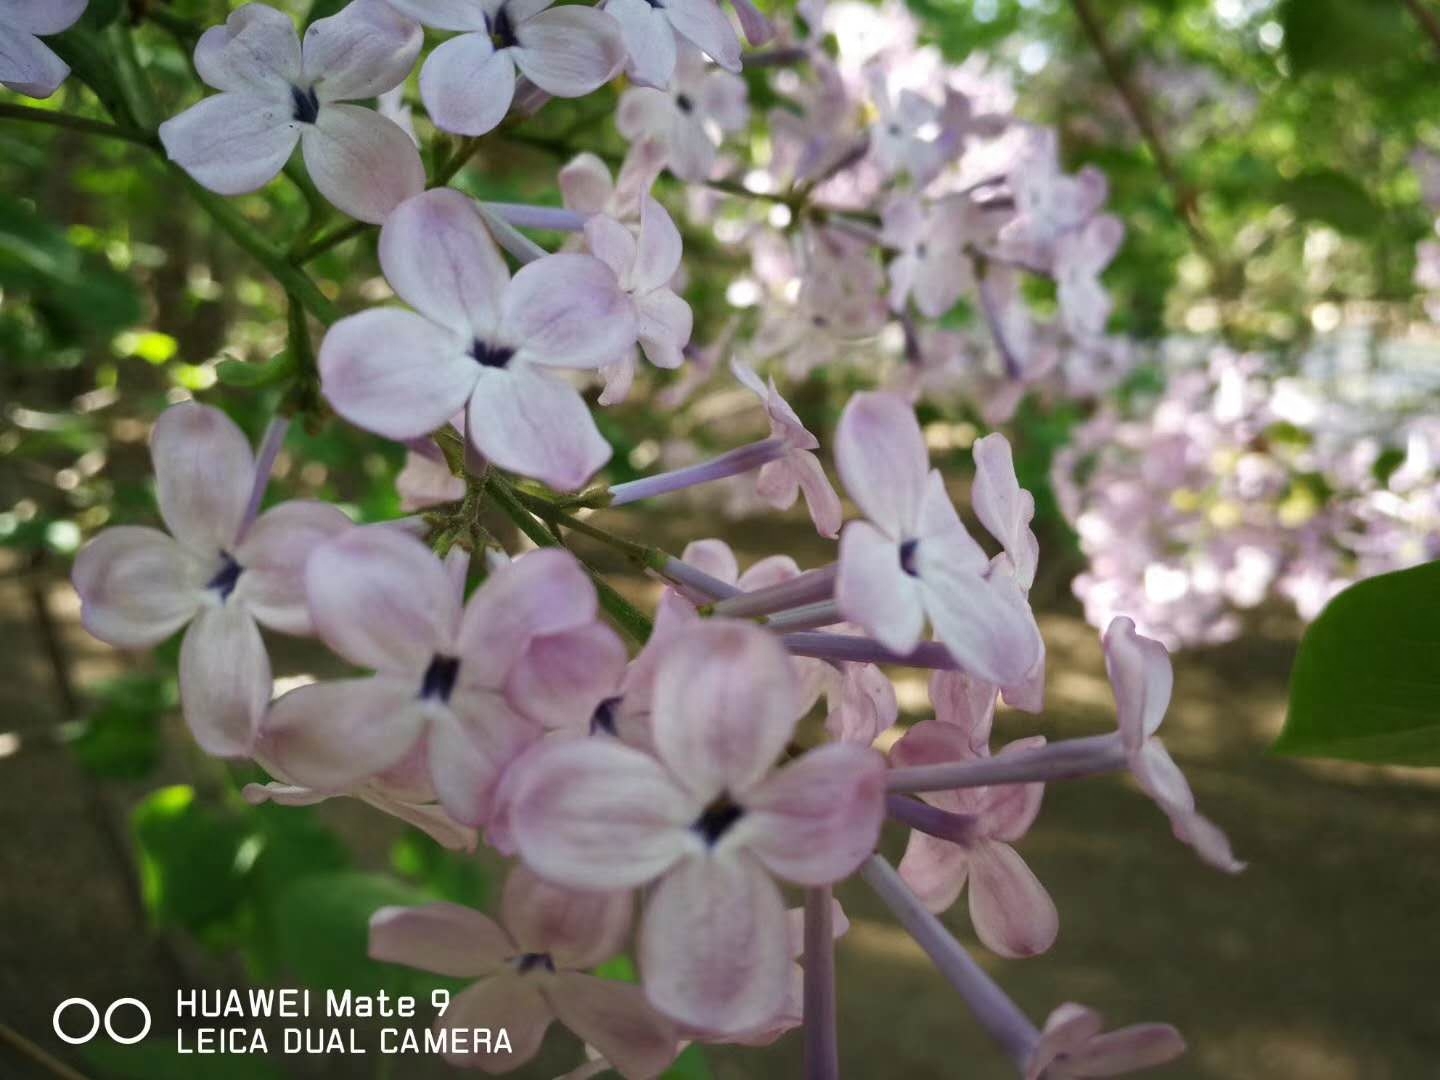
<box><xmin>2</xmin><ymin>508</ymin><xmax>1438</xmax><ymax>1078</ymax></box>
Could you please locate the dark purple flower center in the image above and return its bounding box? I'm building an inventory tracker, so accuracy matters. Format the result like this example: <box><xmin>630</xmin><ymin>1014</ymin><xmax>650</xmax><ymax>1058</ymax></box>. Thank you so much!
<box><xmin>899</xmin><ymin>538</ymin><xmax>920</xmax><ymax>577</ymax></box>
<box><xmin>590</xmin><ymin>695</ymin><xmax>623</xmax><ymax>736</ymax></box>
<box><xmin>471</xmin><ymin>339</ymin><xmax>515</xmax><ymax>369</ymax></box>
<box><xmin>205</xmin><ymin>553</ymin><xmax>244</xmax><ymax>601</ymax></box>
<box><xmin>290</xmin><ymin>85</ymin><xmax>320</xmax><ymax>125</ymax></box>
<box><xmin>488</xmin><ymin>6</ymin><xmax>519</xmax><ymax>49</ymax></box>
<box><xmin>514</xmin><ymin>952</ymin><xmax>555</xmax><ymax>975</ymax></box>
<box><xmin>675</xmin><ymin>93</ymin><xmax>694</xmax><ymax>115</ymax></box>
<box><xmin>692</xmin><ymin>793</ymin><xmax>744</xmax><ymax>846</ymax></box>
<box><xmin>420</xmin><ymin>654</ymin><xmax>460</xmax><ymax>703</ymax></box>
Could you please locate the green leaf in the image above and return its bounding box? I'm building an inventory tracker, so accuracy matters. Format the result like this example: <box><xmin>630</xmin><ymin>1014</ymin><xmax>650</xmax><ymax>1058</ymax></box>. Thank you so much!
<box><xmin>1274</xmin><ymin>562</ymin><xmax>1440</xmax><ymax>765</ymax></box>
<box><xmin>72</xmin><ymin>673</ymin><xmax>175</xmax><ymax>779</ymax></box>
<box><xmin>390</xmin><ymin>830</ymin><xmax>489</xmax><ymax>907</ymax></box>
<box><xmin>1280</xmin><ymin>0</ymin><xmax>1412</xmax><ymax>75</ymax></box>
<box><xmin>664</xmin><ymin>1045</ymin><xmax>713</xmax><ymax>1079</ymax></box>
<box><xmin>1279</xmin><ymin>169</ymin><xmax>1384</xmax><ymax>235</ymax></box>
<box><xmin>132</xmin><ymin>785</ymin><xmax>251</xmax><ymax>932</ymax></box>
<box><xmin>270</xmin><ymin>872</ymin><xmax>439</xmax><ymax>996</ymax></box>
<box><xmin>217</xmin><ymin>351</ymin><xmax>297</xmax><ymax>388</ymax></box>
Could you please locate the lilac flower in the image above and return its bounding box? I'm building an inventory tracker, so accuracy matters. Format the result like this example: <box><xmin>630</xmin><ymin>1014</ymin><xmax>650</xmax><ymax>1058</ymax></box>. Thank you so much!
<box><xmin>371</xmin><ymin>866</ymin><xmax>679</xmax><ymax>1077</ymax></box>
<box><xmin>507</xmin><ymin>620</ymin><xmax>886</xmax><ymax>1033</ymax></box>
<box><xmin>390</xmin><ymin>0</ymin><xmax>626</xmax><ymax>137</ymax></box>
<box><xmin>618</xmin><ymin>42</ymin><xmax>748</xmax><ymax>181</ymax></box>
<box><xmin>1024</xmin><ymin>1002</ymin><xmax>1185</xmax><ymax>1080</ymax></box>
<box><xmin>261</xmin><ymin>531</ymin><xmax>608</xmax><ymax>827</ymax></box>
<box><xmin>881</xmin><ymin>195</ymin><xmax>986</xmax><ymax>319</ymax></box>
<box><xmin>606</xmin><ymin>0</ymin><xmax>741</xmax><ymax>89</ymax></box>
<box><xmin>71</xmin><ymin>403</ymin><xmax>350</xmax><ymax>757</ymax></box>
<box><xmin>997</xmin><ymin>128</ymin><xmax>1109</xmax><ymax>270</ymax></box>
<box><xmin>585</xmin><ymin>196</ymin><xmax>693</xmax><ymax>392</ymax></box>
<box><xmin>159</xmin><ymin>1</ymin><xmax>425</xmax><ymax>224</ymax></box>
<box><xmin>560</xmin><ymin>140</ymin><xmax>669</xmax><ymax>222</ymax></box>
<box><xmin>891</xmin><ymin>675</ymin><xmax>1057</xmax><ymax>958</ymax></box>
<box><xmin>833</xmin><ymin>392</ymin><xmax>1044</xmax><ymax>686</ymax></box>
<box><xmin>730</xmin><ymin>360</ymin><xmax>843</xmax><ymax>538</ymax></box>
<box><xmin>1103</xmin><ymin>616</ymin><xmax>1244</xmax><ymax>873</ymax></box>
<box><xmin>0</xmin><ymin>0</ymin><xmax>86</xmax><ymax>98</ymax></box>
<box><xmin>1054</xmin><ymin>214</ymin><xmax>1124</xmax><ymax>341</ymax></box>
<box><xmin>320</xmin><ymin>188</ymin><xmax>636</xmax><ymax>491</ymax></box>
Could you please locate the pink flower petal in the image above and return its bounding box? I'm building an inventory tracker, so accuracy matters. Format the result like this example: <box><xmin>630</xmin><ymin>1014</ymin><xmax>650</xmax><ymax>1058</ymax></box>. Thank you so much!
<box><xmin>369</xmin><ymin>902</ymin><xmax>513</xmax><ymax>977</ymax></box>
<box><xmin>319</xmin><ymin>308</ymin><xmax>476</xmax><ymax>442</ymax></box>
<box><xmin>159</xmin><ymin>93</ymin><xmax>299</xmax><ymax>196</ymax></box>
<box><xmin>504</xmin><ymin>253</ymin><xmax>637</xmax><ymax>370</ymax></box>
<box><xmin>836</xmin><ymin>519</ymin><xmax>925</xmax><ymax>654</ymax></box>
<box><xmin>179</xmin><ymin>604</ymin><xmax>270</xmax><ymax>757</ymax></box>
<box><xmin>72</xmin><ymin>527</ymin><xmax>204</xmax><ymax>648</ymax></box>
<box><xmin>825</xmin><ymin>661</ymin><xmax>898</xmax><ymax>745</ymax></box>
<box><xmin>232</xmin><ymin>500</ymin><xmax>351</xmax><ymax>635</ymax></box>
<box><xmin>1102</xmin><ymin>616</ymin><xmax>1173</xmax><ymax>747</ymax></box>
<box><xmin>650</xmin><ymin>621</ymin><xmax>801</xmax><ymax>803</ymax></box>
<box><xmin>920</xmin><ymin>557</ymin><xmax>1043</xmax><ymax>688</ymax></box>
<box><xmin>929</xmin><ymin>670</ymin><xmax>997</xmax><ymax>749</ymax></box>
<box><xmin>789</xmin><ymin>451</ymin><xmax>843</xmax><ymax>539</ymax></box>
<box><xmin>192</xmin><ymin>4</ymin><xmax>300</xmax><ymax>97</ymax></box>
<box><xmin>972</xmin><ymin>433</ymin><xmax>1039</xmax><ymax>590</ymax></box>
<box><xmin>150</xmin><ymin>402</ymin><xmax>255</xmax><ymax>553</ymax></box>
<box><xmin>636</xmin><ymin>288</ymin><xmax>691</xmax><ymax>368</ymax></box>
<box><xmin>501</xmin><ymin>865</ymin><xmax>632</xmax><ymax>969</ymax></box>
<box><xmin>508</xmin><ymin>738</ymin><xmax>695</xmax><ymax>890</ymax></box>
<box><xmin>898</xmin><ymin>828</ymin><xmax>971</xmax><ymax>913</ymax></box>
<box><xmin>442</xmin><ymin>976</ymin><xmax>553</xmax><ymax>1069</ymax></box>
<box><xmin>738</xmin><ymin>743</ymin><xmax>886</xmax><ymax>885</ymax></box>
<box><xmin>1071</xmin><ymin>1023</ymin><xmax>1187</xmax><ymax>1075</ymax></box>
<box><xmin>303</xmin><ymin>0</ymin><xmax>421</xmax><ymax>102</ymax></box>
<box><xmin>968</xmin><ymin>840</ymin><xmax>1058</xmax><ymax>958</ymax></box>
<box><xmin>835</xmin><ymin>391</ymin><xmax>929</xmax><ymax>537</ymax></box>
<box><xmin>508</xmin><ymin>623</ymin><xmax>629</xmax><ymax>731</ymax></box>
<box><xmin>420</xmin><ymin>31</ymin><xmax>514</xmax><ymax>136</ymax></box>
<box><xmin>301</xmin><ymin>104</ymin><xmax>425</xmax><ymax>224</ymax></box>
<box><xmin>728</xmin><ymin>0</ymin><xmax>772</xmax><ymax>45</ymax></box>
<box><xmin>665</xmin><ymin>0</ymin><xmax>741</xmax><ymax>73</ymax></box>
<box><xmin>559</xmin><ymin>151</ymin><xmax>615</xmax><ymax>213</ymax></box>
<box><xmin>547</xmin><ymin>974</ymin><xmax>680</xmax><ymax>1078</ymax></box>
<box><xmin>607</xmin><ymin>0</ymin><xmax>676</xmax><ymax>88</ymax></box>
<box><xmin>679</xmin><ymin>538</ymin><xmax>739</xmax><ymax>584</ymax></box>
<box><xmin>736</xmin><ymin>553</ymin><xmax>802</xmax><ymax>591</ymax></box>
<box><xmin>381</xmin><ymin>188</ymin><xmax>511</xmax><ymax>338</ymax></box>
<box><xmin>633</xmin><ymin>196</ymin><xmax>683</xmax><ymax>292</ymax></box>
<box><xmin>512</xmin><ymin>5</ymin><xmax>626</xmax><ymax>97</ymax></box>
<box><xmin>261</xmin><ymin>675</ymin><xmax>426</xmax><ymax>790</ymax></box>
<box><xmin>457</xmin><ymin>547</ymin><xmax>600</xmax><ymax>690</ymax></box>
<box><xmin>427</xmin><ymin>695</ymin><xmax>541</xmax><ymax>826</ymax></box>
<box><xmin>305</xmin><ymin>527</ymin><xmax>461</xmax><ymax>672</ymax></box>
<box><xmin>5</xmin><ymin>0</ymin><xmax>88</xmax><ymax>35</ymax></box>
<box><xmin>638</xmin><ymin>853</ymin><xmax>791</xmax><ymax>1034</ymax></box>
<box><xmin>915</xmin><ymin>469</ymin><xmax>989</xmax><ymax>570</ymax></box>
<box><xmin>466</xmin><ymin>364</ymin><xmax>612</xmax><ymax>491</ymax></box>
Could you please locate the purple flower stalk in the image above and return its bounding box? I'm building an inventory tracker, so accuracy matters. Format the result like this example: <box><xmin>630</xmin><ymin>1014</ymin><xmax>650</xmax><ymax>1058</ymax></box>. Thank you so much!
<box><xmin>712</xmin><ymin>564</ymin><xmax>837</xmax><ymax>618</ymax></box>
<box><xmin>886</xmin><ymin>733</ymin><xmax>1127</xmax><ymax>795</ymax></box>
<box><xmin>861</xmin><ymin>855</ymin><xmax>1039</xmax><ymax>1067</ymax></box>
<box><xmin>765</xmin><ymin>599</ymin><xmax>844</xmax><ymax>632</ymax></box>
<box><xmin>803</xmin><ymin>886</ymin><xmax>840</xmax><ymax>1080</ymax></box>
<box><xmin>609</xmin><ymin>436</ymin><xmax>790</xmax><ymax>506</ymax></box>
<box><xmin>658</xmin><ymin>556</ymin><xmax>742</xmax><ymax>601</ymax></box>
<box><xmin>782</xmin><ymin>631</ymin><xmax>961</xmax><ymax>670</ymax></box>
<box><xmin>885</xmin><ymin>793</ymin><xmax>980</xmax><ymax>844</ymax></box>
<box><xmin>482</xmin><ymin>201</ymin><xmax>588</xmax><ymax>233</ymax></box>
<box><xmin>237</xmin><ymin>414</ymin><xmax>291</xmax><ymax>539</ymax></box>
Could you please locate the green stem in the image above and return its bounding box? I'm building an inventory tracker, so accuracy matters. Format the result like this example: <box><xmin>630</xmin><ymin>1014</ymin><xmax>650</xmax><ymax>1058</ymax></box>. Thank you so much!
<box><xmin>513</xmin><ymin>488</ymin><xmax>667</xmax><ymax>572</ymax></box>
<box><xmin>486</xmin><ymin>477</ymin><xmax>654</xmax><ymax>643</ymax></box>
<box><xmin>175</xmin><ymin>173</ymin><xmax>341</xmax><ymax>325</ymax></box>
<box><xmin>106</xmin><ymin>23</ymin><xmax>160</xmax><ymax>132</ymax></box>
<box><xmin>503</xmin><ymin>128</ymin><xmax>624</xmax><ymax>168</ymax></box>
<box><xmin>0</xmin><ymin>103</ymin><xmax>156</xmax><ymax>147</ymax></box>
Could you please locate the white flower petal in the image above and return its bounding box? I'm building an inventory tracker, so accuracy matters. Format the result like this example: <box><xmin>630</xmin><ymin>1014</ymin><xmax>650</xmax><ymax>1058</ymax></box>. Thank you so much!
<box><xmin>301</xmin><ymin>104</ymin><xmax>425</xmax><ymax>224</ymax></box>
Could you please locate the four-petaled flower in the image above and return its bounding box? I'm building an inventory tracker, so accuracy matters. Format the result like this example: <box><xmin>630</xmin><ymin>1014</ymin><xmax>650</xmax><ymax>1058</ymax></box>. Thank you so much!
<box><xmin>391</xmin><ymin>0</ymin><xmax>626</xmax><ymax>137</ymax></box>
<box><xmin>618</xmin><ymin>42</ymin><xmax>748</xmax><ymax>181</ymax></box>
<box><xmin>507</xmin><ymin>620</ymin><xmax>886</xmax><ymax>1033</ymax></box>
<box><xmin>892</xmin><ymin>673</ymin><xmax>1058</xmax><ymax>957</ymax></box>
<box><xmin>72</xmin><ymin>402</ymin><xmax>350</xmax><ymax>757</ymax></box>
<box><xmin>159</xmin><ymin>1</ymin><xmax>425</xmax><ymax>224</ymax></box>
<box><xmin>605</xmin><ymin>0</ymin><xmax>741</xmax><ymax>89</ymax></box>
<box><xmin>371</xmin><ymin>866</ymin><xmax>679</xmax><ymax>1077</ymax></box>
<box><xmin>261</xmin><ymin>529</ymin><xmax>609</xmax><ymax>827</ymax></box>
<box><xmin>320</xmin><ymin>188</ymin><xmax>636</xmax><ymax>491</ymax></box>
<box><xmin>0</xmin><ymin>0</ymin><xmax>87</xmax><ymax>99</ymax></box>
<box><xmin>1024</xmin><ymin>1002</ymin><xmax>1185</xmax><ymax>1080</ymax></box>
<box><xmin>834</xmin><ymin>391</ymin><xmax>1044</xmax><ymax>686</ymax></box>
<box><xmin>1103</xmin><ymin>616</ymin><xmax>1245</xmax><ymax>873</ymax></box>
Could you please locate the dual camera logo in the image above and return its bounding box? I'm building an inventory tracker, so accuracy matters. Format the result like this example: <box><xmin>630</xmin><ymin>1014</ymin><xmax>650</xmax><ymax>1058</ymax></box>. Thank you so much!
<box><xmin>52</xmin><ymin>998</ymin><xmax>152</xmax><ymax>1046</ymax></box>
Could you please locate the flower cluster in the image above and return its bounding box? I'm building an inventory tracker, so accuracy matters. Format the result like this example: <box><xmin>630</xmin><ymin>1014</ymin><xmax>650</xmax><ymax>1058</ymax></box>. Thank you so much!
<box><xmin>59</xmin><ymin>0</ymin><xmax>1249</xmax><ymax>1073</ymax></box>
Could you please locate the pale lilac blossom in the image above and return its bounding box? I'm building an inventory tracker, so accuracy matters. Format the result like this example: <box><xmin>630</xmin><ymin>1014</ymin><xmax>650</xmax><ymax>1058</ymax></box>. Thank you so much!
<box><xmin>618</xmin><ymin>42</ymin><xmax>748</xmax><ymax>181</ymax></box>
<box><xmin>1054</xmin><ymin>214</ymin><xmax>1124</xmax><ymax>341</ymax></box>
<box><xmin>71</xmin><ymin>403</ymin><xmax>349</xmax><ymax>758</ymax></box>
<box><xmin>507</xmin><ymin>620</ymin><xmax>886</xmax><ymax>1033</ymax></box>
<box><xmin>606</xmin><ymin>0</ymin><xmax>741</xmax><ymax>89</ymax></box>
<box><xmin>371</xmin><ymin>866</ymin><xmax>679</xmax><ymax>1077</ymax></box>
<box><xmin>320</xmin><ymin>188</ymin><xmax>635</xmax><ymax>491</ymax></box>
<box><xmin>159</xmin><ymin>1</ymin><xmax>425</xmax><ymax>223</ymax></box>
<box><xmin>391</xmin><ymin>0</ymin><xmax>626</xmax><ymax>137</ymax></box>
<box><xmin>1024</xmin><ymin>1002</ymin><xmax>1185</xmax><ymax>1080</ymax></box>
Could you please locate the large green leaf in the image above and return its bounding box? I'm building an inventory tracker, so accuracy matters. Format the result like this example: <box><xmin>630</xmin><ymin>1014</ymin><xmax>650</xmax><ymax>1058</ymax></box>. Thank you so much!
<box><xmin>1274</xmin><ymin>562</ymin><xmax>1440</xmax><ymax>765</ymax></box>
<box><xmin>132</xmin><ymin>785</ymin><xmax>251</xmax><ymax>932</ymax></box>
<box><xmin>1280</xmin><ymin>0</ymin><xmax>1413</xmax><ymax>75</ymax></box>
<box><xmin>1279</xmin><ymin>170</ymin><xmax>1384</xmax><ymax>235</ymax></box>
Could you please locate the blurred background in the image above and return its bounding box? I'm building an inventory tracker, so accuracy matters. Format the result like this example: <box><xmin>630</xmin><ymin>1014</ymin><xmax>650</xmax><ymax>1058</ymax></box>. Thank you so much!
<box><xmin>4</xmin><ymin>0</ymin><xmax>1440</xmax><ymax>1077</ymax></box>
